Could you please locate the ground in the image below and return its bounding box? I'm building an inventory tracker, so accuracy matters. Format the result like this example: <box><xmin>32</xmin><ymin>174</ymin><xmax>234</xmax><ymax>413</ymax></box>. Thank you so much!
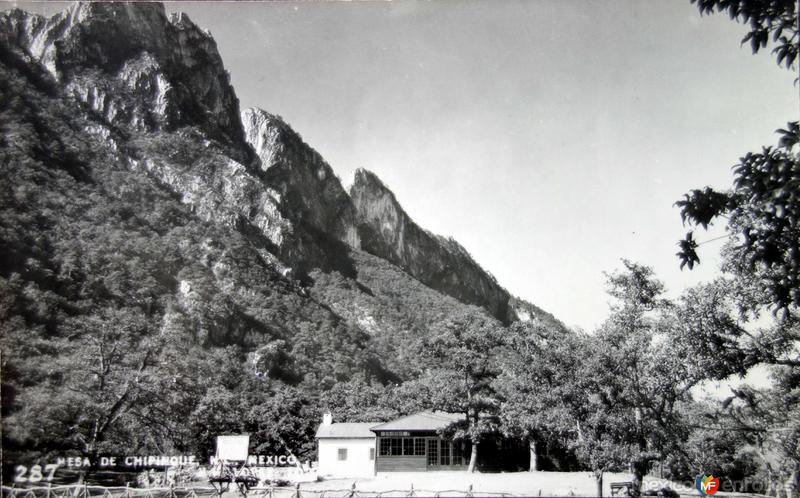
<box><xmin>286</xmin><ymin>471</ymin><xmax>678</xmax><ymax>497</ymax></box>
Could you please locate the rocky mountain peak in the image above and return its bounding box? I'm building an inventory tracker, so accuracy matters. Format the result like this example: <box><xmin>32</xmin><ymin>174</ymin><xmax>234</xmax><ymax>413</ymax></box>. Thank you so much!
<box><xmin>1</xmin><ymin>1</ymin><xmax>560</xmax><ymax>327</ymax></box>
<box><xmin>241</xmin><ymin>107</ymin><xmax>361</xmax><ymax>255</ymax></box>
<box><xmin>242</xmin><ymin>108</ymin><xmax>297</xmax><ymax>171</ymax></box>
<box><xmin>350</xmin><ymin>168</ymin><xmax>512</xmax><ymax>322</ymax></box>
<box><xmin>0</xmin><ymin>2</ymin><xmax>250</xmax><ymax>161</ymax></box>
<box><xmin>351</xmin><ymin>168</ymin><xmax>394</xmax><ymax>201</ymax></box>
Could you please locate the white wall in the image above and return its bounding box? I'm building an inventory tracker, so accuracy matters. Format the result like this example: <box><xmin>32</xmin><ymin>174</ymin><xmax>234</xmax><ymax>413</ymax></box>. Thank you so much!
<box><xmin>317</xmin><ymin>438</ymin><xmax>375</xmax><ymax>478</ymax></box>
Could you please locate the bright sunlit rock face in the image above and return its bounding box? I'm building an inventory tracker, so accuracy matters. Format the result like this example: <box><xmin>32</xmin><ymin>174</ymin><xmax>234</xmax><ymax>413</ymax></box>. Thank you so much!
<box><xmin>1</xmin><ymin>3</ymin><xmax>248</xmax><ymax>155</ymax></box>
<box><xmin>242</xmin><ymin>107</ymin><xmax>362</xmax><ymax>253</ymax></box>
<box><xmin>350</xmin><ymin>168</ymin><xmax>514</xmax><ymax>321</ymax></box>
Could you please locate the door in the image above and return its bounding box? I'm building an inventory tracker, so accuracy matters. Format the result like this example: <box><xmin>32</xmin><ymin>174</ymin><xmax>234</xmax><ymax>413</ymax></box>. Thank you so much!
<box><xmin>439</xmin><ymin>440</ymin><xmax>451</xmax><ymax>466</ymax></box>
<box><xmin>426</xmin><ymin>438</ymin><xmax>439</xmax><ymax>469</ymax></box>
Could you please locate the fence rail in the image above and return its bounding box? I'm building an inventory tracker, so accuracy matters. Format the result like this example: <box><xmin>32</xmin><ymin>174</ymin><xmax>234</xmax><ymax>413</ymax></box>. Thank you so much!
<box><xmin>4</xmin><ymin>485</ymin><xmax>767</xmax><ymax>498</ymax></box>
<box><xmin>1</xmin><ymin>485</ymin><xmax>518</xmax><ymax>498</ymax></box>
<box><xmin>1</xmin><ymin>486</ymin><xmax>217</xmax><ymax>498</ymax></box>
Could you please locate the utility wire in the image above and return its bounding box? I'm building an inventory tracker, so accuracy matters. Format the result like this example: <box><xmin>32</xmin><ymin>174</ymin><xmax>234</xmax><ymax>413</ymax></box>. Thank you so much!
<box><xmin>696</xmin><ymin>233</ymin><xmax>733</xmax><ymax>246</ymax></box>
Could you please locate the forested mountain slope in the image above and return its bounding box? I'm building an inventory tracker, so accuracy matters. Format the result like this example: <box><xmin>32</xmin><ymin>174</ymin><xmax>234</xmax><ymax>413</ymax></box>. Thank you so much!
<box><xmin>0</xmin><ymin>2</ymin><xmax>564</xmax><ymax>463</ymax></box>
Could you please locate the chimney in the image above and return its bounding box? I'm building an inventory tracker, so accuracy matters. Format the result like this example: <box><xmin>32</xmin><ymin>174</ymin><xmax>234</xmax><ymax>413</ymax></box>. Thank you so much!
<box><xmin>322</xmin><ymin>412</ymin><xmax>332</xmax><ymax>426</ymax></box>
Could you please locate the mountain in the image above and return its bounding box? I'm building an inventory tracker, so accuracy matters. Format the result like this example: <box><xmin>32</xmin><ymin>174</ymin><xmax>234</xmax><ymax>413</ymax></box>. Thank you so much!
<box><xmin>350</xmin><ymin>168</ymin><xmax>513</xmax><ymax>321</ymax></box>
<box><xmin>240</xmin><ymin>107</ymin><xmax>360</xmax><ymax>278</ymax></box>
<box><xmin>1</xmin><ymin>3</ymin><xmax>249</xmax><ymax>159</ymax></box>
<box><xmin>0</xmin><ymin>2</ymin><xmax>565</xmax><ymax>464</ymax></box>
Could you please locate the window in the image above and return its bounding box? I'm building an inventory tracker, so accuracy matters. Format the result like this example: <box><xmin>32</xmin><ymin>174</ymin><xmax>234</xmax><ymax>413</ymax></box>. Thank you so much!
<box><xmin>381</xmin><ymin>437</ymin><xmax>424</xmax><ymax>456</ymax></box>
<box><xmin>427</xmin><ymin>439</ymin><xmax>438</xmax><ymax>466</ymax></box>
<box><xmin>391</xmin><ymin>438</ymin><xmax>402</xmax><ymax>456</ymax></box>
<box><xmin>337</xmin><ymin>448</ymin><xmax>347</xmax><ymax>461</ymax></box>
<box><xmin>440</xmin><ymin>440</ymin><xmax>451</xmax><ymax>466</ymax></box>
<box><xmin>369</xmin><ymin>448</ymin><xmax>375</xmax><ymax>460</ymax></box>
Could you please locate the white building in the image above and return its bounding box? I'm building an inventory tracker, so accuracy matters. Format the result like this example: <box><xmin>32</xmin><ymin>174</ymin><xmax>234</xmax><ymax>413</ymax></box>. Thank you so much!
<box><xmin>314</xmin><ymin>413</ymin><xmax>377</xmax><ymax>478</ymax></box>
<box><xmin>315</xmin><ymin>411</ymin><xmax>480</xmax><ymax>477</ymax></box>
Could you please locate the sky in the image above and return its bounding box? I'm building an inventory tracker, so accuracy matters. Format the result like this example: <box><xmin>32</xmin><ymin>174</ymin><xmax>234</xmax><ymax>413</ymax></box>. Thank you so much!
<box><xmin>14</xmin><ymin>0</ymin><xmax>799</xmax><ymax>332</ymax></box>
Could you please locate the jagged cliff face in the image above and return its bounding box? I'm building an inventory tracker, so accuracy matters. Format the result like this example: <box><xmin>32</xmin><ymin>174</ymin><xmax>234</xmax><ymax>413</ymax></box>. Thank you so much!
<box><xmin>0</xmin><ymin>3</ymin><xmax>355</xmax><ymax>276</ymax></box>
<box><xmin>0</xmin><ymin>1</ymin><xmax>555</xmax><ymax>323</ymax></box>
<box><xmin>350</xmin><ymin>169</ymin><xmax>512</xmax><ymax>322</ymax></box>
<box><xmin>238</xmin><ymin>108</ymin><xmax>523</xmax><ymax>322</ymax></box>
<box><xmin>1</xmin><ymin>2</ymin><xmax>249</xmax><ymax>160</ymax></box>
<box><xmin>242</xmin><ymin>107</ymin><xmax>360</xmax><ymax>253</ymax></box>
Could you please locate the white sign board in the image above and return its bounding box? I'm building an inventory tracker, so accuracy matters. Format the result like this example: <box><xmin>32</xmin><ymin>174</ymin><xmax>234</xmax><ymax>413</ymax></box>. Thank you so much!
<box><xmin>215</xmin><ymin>435</ymin><xmax>250</xmax><ymax>462</ymax></box>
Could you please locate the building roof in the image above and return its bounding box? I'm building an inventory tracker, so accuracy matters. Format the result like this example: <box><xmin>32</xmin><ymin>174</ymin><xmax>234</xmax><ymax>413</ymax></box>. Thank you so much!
<box><xmin>370</xmin><ymin>411</ymin><xmax>465</xmax><ymax>432</ymax></box>
<box><xmin>315</xmin><ymin>422</ymin><xmax>378</xmax><ymax>439</ymax></box>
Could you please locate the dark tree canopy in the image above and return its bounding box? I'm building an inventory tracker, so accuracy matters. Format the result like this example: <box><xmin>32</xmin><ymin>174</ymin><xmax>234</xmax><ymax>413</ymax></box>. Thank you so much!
<box><xmin>691</xmin><ymin>0</ymin><xmax>798</xmax><ymax>69</ymax></box>
<box><xmin>678</xmin><ymin>0</ymin><xmax>799</xmax><ymax>312</ymax></box>
<box><xmin>676</xmin><ymin>124</ymin><xmax>800</xmax><ymax>311</ymax></box>
<box><xmin>673</xmin><ymin>1</ymin><xmax>800</xmax><ymax>486</ymax></box>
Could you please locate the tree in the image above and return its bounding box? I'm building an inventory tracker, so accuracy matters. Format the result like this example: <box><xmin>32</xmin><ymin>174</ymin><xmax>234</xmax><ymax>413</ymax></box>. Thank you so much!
<box><xmin>320</xmin><ymin>376</ymin><xmax>404</xmax><ymax>423</ymax></box>
<box><xmin>495</xmin><ymin>262</ymin><xmax>700</xmax><ymax>494</ymax></box>
<box><xmin>2</xmin><ymin>305</ymin><xmax>163</xmax><ymax>471</ymax></box>
<box><xmin>691</xmin><ymin>0</ymin><xmax>797</xmax><ymax>70</ymax></box>
<box><xmin>495</xmin><ymin>321</ymin><xmax>581</xmax><ymax>472</ymax></box>
<box><xmin>677</xmin><ymin>0</ymin><xmax>799</xmax><ymax>313</ymax></box>
<box><xmin>674</xmin><ymin>2</ymin><xmax>800</xmax><ymax>488</ymax></box>
<box><xmin>574</xmin><ymin>262</ymin><xmax>707</xmax><ymax>497</ymax></box>
<box><xmin>676</xmin><ymin>124</ymin><xmax>800</xmax><ymax>313</ymax></box>
<box><xmin>418</xmin><ymin>308</ymin><xmax>505</xmax><ymax>472</ymax></box>
<box><xmin>656</xmin><ymin>400</ymin><xmax>761</xmax><ymax>493</ymax></box>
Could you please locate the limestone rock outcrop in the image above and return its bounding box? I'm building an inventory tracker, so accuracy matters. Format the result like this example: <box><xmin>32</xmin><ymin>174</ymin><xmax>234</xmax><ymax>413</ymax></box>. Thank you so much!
<box><xmin>1</xmin><ymin>1</ymin><xmax>563</xmax><ymax>325</ymax></box>
<box><xmin>350</xmin><ymin>168</ymin><xmax>511</xmax><ymax>321</ymax></box>
<box><xmin>1</xmin><ymin>2</ymin><xmax>250</xmax><ymax>160</ymax></box>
